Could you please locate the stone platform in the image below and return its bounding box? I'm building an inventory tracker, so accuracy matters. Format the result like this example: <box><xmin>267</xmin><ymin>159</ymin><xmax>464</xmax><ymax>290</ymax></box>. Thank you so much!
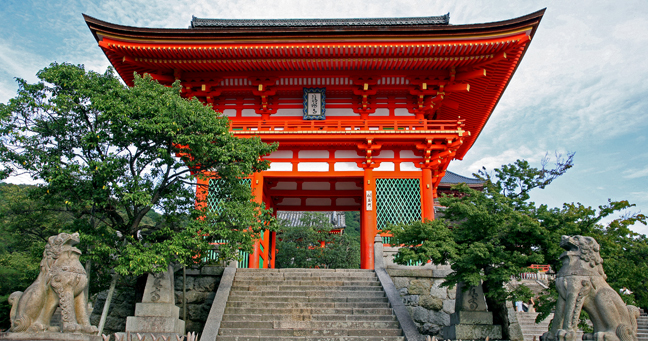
<box><xmin>0</xmin><ymin>332</ymin><xmax>102</xmax><ymax>341</ymax></box>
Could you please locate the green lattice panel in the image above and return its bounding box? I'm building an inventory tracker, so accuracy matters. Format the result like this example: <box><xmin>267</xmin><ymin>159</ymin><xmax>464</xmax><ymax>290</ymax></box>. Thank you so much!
<box><xmin>238</xmin><ymin>250</ymin><xmax>250</xmax><ymax>268</ymax></box>
<box><xmin>207</xmin><ymin>179</ymin><xmax>252</xmax><ymax>262</ymax></box>
<box><xmin>376</xmin><ymin>178</ymin><xmax>421</xmax><ymax>230</ymax></box>
<box><xmin>207</xmin><ymin>178</ymin><xmax>251</xmax><ymax>213</ymax></box>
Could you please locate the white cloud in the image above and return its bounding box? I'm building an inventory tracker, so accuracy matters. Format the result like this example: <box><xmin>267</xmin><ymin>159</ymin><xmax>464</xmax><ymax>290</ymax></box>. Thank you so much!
<box><xmin>1</xmin><ymin>0</ymin><xmax>648</xmax><ymax>218</ymax></box>
<box><xmin>624</xmin><ymin>168</ymin><xmax>648</xmax><ymax>179</ymax></box>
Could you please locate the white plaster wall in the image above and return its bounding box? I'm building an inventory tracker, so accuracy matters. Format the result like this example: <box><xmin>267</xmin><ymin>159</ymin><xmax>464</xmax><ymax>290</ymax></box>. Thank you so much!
<box><xmin>335</xmin><ymin>150</ymin><xmax>363</xmax><ymax>159</ymax></box>
<box><xmin>298</xmin><ymin>150</ymin><xmax>329</xmax><ymax>158</ymax></box>
<box><xmin>374</xmin><ymin>150</ymin><xmax>395</xmax><ymax>159</ymax></box>
<box><xmin>302</xmin><ymin>182</ymin><xmax>330</xmax><ymax>190</ymax></box>
<box><xmin>268</xmin><ymin>150</ymin><xmax>293</xmax><ymax>159</ymax></box>
<box><xmin>271</xmin><ymin>182</ymin><xmax>297</xmax><ymax>190</ymax></box>
<box><xmin>305</xmin><ymin>198</ymin><xmax>332</xmax><ymax>206</ymax></box>
<box><xmin>334</xmin><ymin>162</ymin><xmax>362</xmax><ymax>171</ymax></box>
<box><xmin>394</xmin><ymin>108</ymin><xmax>414</xmax><ymax>116</ymax></box>
<box><xmin>400</xmin><ymin>162</ymin><xmax>419</xmax><ymax>171</ymax></box>
<box><xmin>375</xmin><ymin>162</ymin><xmax>395</xmax><ymax>171</ymax></box>
<box><xmin>221</xmin><ymin>109</ymin><xmax>236</xmax><ymax>117</ymax></box>
<box><xmin>335</xmin><ymin>182</ymin><xmax>361</xmax><ymax>190</ymax></box>
<box><xmin>273</xmin><ymin>109</ymin><xmax>303</xmax><ymax>117</ymax></box>
<box><xmin>400</xmin><ymin>150</ymin><xmax>418</xmax><ymax>158</ymax></box>
<box><xmin>267</xmin><ymin>162</ymin><xmax>292</xmax><ymax>171</ymax></box>
<box><xmin>336</xmin><ymin>198</ymin><xmax>358</xmax><ymax>206</ymax></box>
<box><xmin>241</xmin><ymin>109</ymin><xmax>260</xmax><ymax>117</ymax></box>
<box><xmin>277</xmin><ymin>198</ymin><xmax>301</xmax><ymax>206</ymax></box>
<box><xmin>297</xmin><ymin>162</ymin><xmax>329</xmax><ymax>172</ymax></box>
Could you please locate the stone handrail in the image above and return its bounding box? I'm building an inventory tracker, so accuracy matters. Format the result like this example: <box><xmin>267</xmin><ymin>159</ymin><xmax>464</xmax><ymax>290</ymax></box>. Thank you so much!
<box><xmin>200</xmin><ymin>261</ymin><xmax>237</xmax><ymax>341</ymax></box>
<box><xmin>374</xmin><ymin>235</ymin><xmax>423</xmax><ymax>341</ymax></box>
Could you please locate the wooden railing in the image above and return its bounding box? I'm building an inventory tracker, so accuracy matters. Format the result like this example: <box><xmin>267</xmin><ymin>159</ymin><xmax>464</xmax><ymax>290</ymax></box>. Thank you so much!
<box><xmin>229</xmin><ymin>119</ymin><xmax>464</xmax><ymax>133</ymax></box>
<box><xmin>529</xmin><ymin>264</ymin><xmax>552</xmax><ymax>272</ymax></box>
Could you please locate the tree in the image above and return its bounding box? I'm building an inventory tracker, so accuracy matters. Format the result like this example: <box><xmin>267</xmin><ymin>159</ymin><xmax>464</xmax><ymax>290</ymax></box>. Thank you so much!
<box><xmin>0</xmin><ymin>63</ymin><xmax>277</xmax><ymax>277</ymax></box>
<box><xmin>0</xmin><ymin>183</ymin><xmax>160</xmax><ymax>330</ymax></box>
<box><xmin>276</xmin><ymin>212</ymin><xmax>360</xmax><ymax>269</ymax></box>
<box><xmin>389</xmin><ymin>154</ymin><xmax>647</xmax><ymax>337</ymax></box>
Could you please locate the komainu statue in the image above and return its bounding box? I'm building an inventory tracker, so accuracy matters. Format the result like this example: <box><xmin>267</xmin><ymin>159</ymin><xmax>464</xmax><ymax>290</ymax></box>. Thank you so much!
<box><xmin>541</xmin><ymin>235</ymin><xmax>640</xmax><ymax>341</ymax></box>
<box><xmin>9</xmin><ymin>232</ymin><xmax>98</xmax><ymax>334</ymax></box>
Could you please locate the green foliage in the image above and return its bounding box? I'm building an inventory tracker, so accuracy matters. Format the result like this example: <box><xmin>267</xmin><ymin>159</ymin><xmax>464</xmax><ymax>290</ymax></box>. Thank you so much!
<box><xmin>344</xmin><ymin>211</ymin><xmax>360</xmax><ymax>238</ymax></box>
<box><xmin>389</xmin><ymin>219</ymin><xmax>457</xmax><ymax>266</ymax></box>
<box><xmin>276</xmin><ymin>212</ymin><xmax>360</xmax><ymax>269</ymax></box>
<box><xmin>0</xmin><ymin>63</ymin><xmax>277</xmax><ymax>278</ymax></box>
<box><xmin>390</xmin><ymin>153</ymin><xmax>648</xmax><ymax>322</ymax></box>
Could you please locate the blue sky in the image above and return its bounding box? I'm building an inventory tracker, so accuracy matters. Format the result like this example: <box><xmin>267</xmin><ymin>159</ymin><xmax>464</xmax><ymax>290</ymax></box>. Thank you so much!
<box><xmin>1</xmin><ymin>0</ymin><xmax>647</xmax><ymax>233</ymax></box>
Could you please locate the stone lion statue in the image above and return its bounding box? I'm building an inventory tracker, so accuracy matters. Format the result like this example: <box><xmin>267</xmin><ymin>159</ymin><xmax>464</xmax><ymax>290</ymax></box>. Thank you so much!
<box><xmin>541</xmin><ymin>235</ymin><xmax>639</xmax><ymax>341</ymax></box>
<box><xmin>9</xmin><ymin>232</ymin><xmax>98</xmax><ymax>334</ymax></box>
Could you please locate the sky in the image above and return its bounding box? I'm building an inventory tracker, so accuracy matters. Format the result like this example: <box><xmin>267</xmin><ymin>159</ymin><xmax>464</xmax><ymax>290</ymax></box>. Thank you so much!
<box><xmin>1</xmin><ymin>0</ymin><xmax>647</xmax><ymax>234</ymax></box>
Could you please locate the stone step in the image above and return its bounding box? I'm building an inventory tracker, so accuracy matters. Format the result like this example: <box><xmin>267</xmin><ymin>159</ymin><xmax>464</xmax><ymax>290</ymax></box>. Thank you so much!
<box><xmin>229</xmin><ymin>291</ymin><xmax>386</xmax><ymax>298</ymax></box>
<box><xmin>236</xmin><ymin>271</ymin><xmax>377</xmax><ymax>277</ymax></box>
<box><xmin>222</xmin><ymin>314</ymin><xmax>398</xmax><ymax>322</ymax></box>
<box><xmin>218</xmin><ymin>328</ymin><xmax>403</xmax><ymax>337</ymax></box>
<box><xmin>231</xmin><ymin>285</ymin><xmax>383</xmax><ymax>291</ymax></box>
<box><xmin>217</xmin><ymin>268</ymin><xmax>403</xmax><ymax>340</ymax></box>
<box><xmin>234</xmin><ymin>275</ymin><xmax>377</xmax><ymax>281</ymax></box>
<box><xmin>220</xmin><ymin>320</ymin><xmax>401</xmax><ymax>329</ymax></box>
<box><xmin>519</xmin><ymin>323</ymin><xmax>550</xmax><ymax>327</ymax></box>
<box><xmin>224</xmin><ymin>307</ymin><xmax>395</xmax><ymax>316</ymax></box>
<box><xmin>236</xmin><ymin>269</ymin><xmax>376</xmax><ymax>274</ymax></box>
<box><xmin>231</xmin><ymin>280</ymin><xmax>381</xmax><ymax>287</ymax></box>
<box><xmin>225</xmin><ymin>301</ymin><xmax>391</xmax><ymax>309</ymax></box>
<box><xmin>215</xmin><ymin>335</ymin><xmax>404</xmax><ymax>341</ymax></box>
<box><xmin>236</xmin><ymin>268</ymin><xmax>375</xmax><ymax>273</ymax></box>
<box><xmin>227</xmin><ymin>296</ymin><xmax>389</xmax><ymax>303</ymax></box>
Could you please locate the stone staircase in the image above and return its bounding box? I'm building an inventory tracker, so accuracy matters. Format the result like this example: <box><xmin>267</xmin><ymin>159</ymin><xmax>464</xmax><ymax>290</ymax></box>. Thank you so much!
<box><xmin>517</xmin><ymin>312</ymin><xmax>552</xmax><ymax>341</ymax></box>
<box><xmin>638</xmin><ymin>314</ymin><xmax>648</xmax><ymax>341</ymax></box>
<box><xmin>217</xmin><ymin>268</ymin><xmax>404</xmax><ymax>340</ymax></box>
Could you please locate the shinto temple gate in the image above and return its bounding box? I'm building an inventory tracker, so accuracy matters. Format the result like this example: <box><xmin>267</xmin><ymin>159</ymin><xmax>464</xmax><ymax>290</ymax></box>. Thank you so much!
<box><xmin>84</xmin><ymin>10</ymin><xmax>543</xmax><ymax>269</ymax></box>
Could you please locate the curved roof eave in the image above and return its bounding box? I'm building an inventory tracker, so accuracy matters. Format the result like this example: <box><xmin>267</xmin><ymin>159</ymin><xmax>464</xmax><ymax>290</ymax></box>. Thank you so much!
<box><xmin>83</xmin><ymin>9</ymin><xmax>545</xmax><ymax>42</ymax></box>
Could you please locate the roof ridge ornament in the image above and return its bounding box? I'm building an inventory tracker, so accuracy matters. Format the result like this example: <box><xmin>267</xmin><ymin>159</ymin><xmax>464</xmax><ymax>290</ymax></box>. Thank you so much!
<box><xmin>190</xmin><ymin>14</ymin><xmax>450</xmax><ymax>28</ymax></box>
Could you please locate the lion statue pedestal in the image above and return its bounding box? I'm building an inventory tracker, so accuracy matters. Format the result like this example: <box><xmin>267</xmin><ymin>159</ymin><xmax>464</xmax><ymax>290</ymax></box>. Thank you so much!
<box><xmin>541</xmin><ymin>235</ymin><xmax>640</xmax><ymax>341</ymax></box>
<box><xmin>0</xmin><ymin>233</ymin><xmax>101</xmax><ymax>341</ymax></box>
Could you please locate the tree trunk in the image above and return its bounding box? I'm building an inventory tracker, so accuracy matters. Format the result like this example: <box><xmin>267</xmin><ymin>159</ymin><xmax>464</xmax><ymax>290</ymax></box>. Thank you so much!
<box><xmin>483</xmin><ymin>282</ymin><xmax>511</xmax><ymax>338</ymax></box>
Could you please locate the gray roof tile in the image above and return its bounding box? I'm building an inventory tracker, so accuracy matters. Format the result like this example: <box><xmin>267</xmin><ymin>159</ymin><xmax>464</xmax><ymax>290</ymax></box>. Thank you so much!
<box><xmin>191</xmin><ymin>15</ymin><xmax>449</xmax><ymax>28</ymax></box>
<box><xmin>439</xmin><ymin>170</ymin><xmax>484</xmax><ymax>185</ymax></box>
<box><xmin>276</xmin><ymin>211</ymin><xmax>346</xmax><ymax>228</ymax></box>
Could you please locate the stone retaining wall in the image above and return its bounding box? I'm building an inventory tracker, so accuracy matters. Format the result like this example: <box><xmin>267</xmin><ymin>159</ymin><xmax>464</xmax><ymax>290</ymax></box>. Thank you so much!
<box><xmin>90</xmin><ymin>267</ymin><xmax>223</xmax><ymax>336</ymax></box>
<box><xmin>173</xmin><ymin>267</ymin><xmax>223</xmax><ymax>333</ymax></box>
<box><xmin>386</xmin><ymin>264</ymin><xmax>456</xmax><ymax>337</ymax></box>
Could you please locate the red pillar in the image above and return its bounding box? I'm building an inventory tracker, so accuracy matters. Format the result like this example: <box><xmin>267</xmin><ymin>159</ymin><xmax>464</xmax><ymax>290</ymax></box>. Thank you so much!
<box><xmin>361</xmin><ymin>168</ymin><xmax>377</xmax><ymax>269</ymax></box>
<box><xmin>249</xmin><ymin>172</ymin><xmax>263</xmax><ymax>269</ymax></box>
<box><xmin>269</xmin><ymin>231</ymin><xmax>277</xmax><ymax>269</ymax></box>
<box><xmin>195</xmin><ymin>175</ymin><xmax>209</xmax><ymax>211</ymax></box>
<box><xmin>421</xmin><ymin>168</ymin><xmax>435</xmax><ymax>221</ymax></box>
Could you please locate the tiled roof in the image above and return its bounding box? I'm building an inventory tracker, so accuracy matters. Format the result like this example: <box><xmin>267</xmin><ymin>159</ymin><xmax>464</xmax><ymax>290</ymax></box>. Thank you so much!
<box><xmin>190</xmin><ymin>15</ymin><xmax>450</xmax><ymax>28</ymax></box>
<box><xmin>276</xmin><ymin>211</ymin><xmax>346</xmax><ymax>228</ymax></box>
<box><xmin>439</xmin><ymin>170</ymin><xmax>484</xmax><ymax>185</ymax></box>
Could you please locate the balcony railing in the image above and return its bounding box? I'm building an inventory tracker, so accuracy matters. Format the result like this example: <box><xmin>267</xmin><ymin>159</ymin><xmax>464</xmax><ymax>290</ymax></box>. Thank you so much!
<box><xmin>229</xmin><ymin>119</ymin><xmax>464</xmax><ymax>133</ymax></box>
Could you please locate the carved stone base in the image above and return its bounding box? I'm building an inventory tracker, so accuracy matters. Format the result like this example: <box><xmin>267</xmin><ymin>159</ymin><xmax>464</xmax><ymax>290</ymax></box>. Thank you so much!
<box><xmin>443</xmin><ymin>324</ymin><xmax>503</xmax><ymax>340</ymax></box>
<box><xmin>444</xmin><ymin>311</ymin><xmax>503</xmax><ymax>340</ymax></box>
<box><xmin>115</xmin><ymin>332</ymin><xmax>183</xmax><ymax>341</ymax></box>
<box><xmin>0</xmin><ymin>332</ymin><xmax>102</xmax><ymax>341</ymax></box>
